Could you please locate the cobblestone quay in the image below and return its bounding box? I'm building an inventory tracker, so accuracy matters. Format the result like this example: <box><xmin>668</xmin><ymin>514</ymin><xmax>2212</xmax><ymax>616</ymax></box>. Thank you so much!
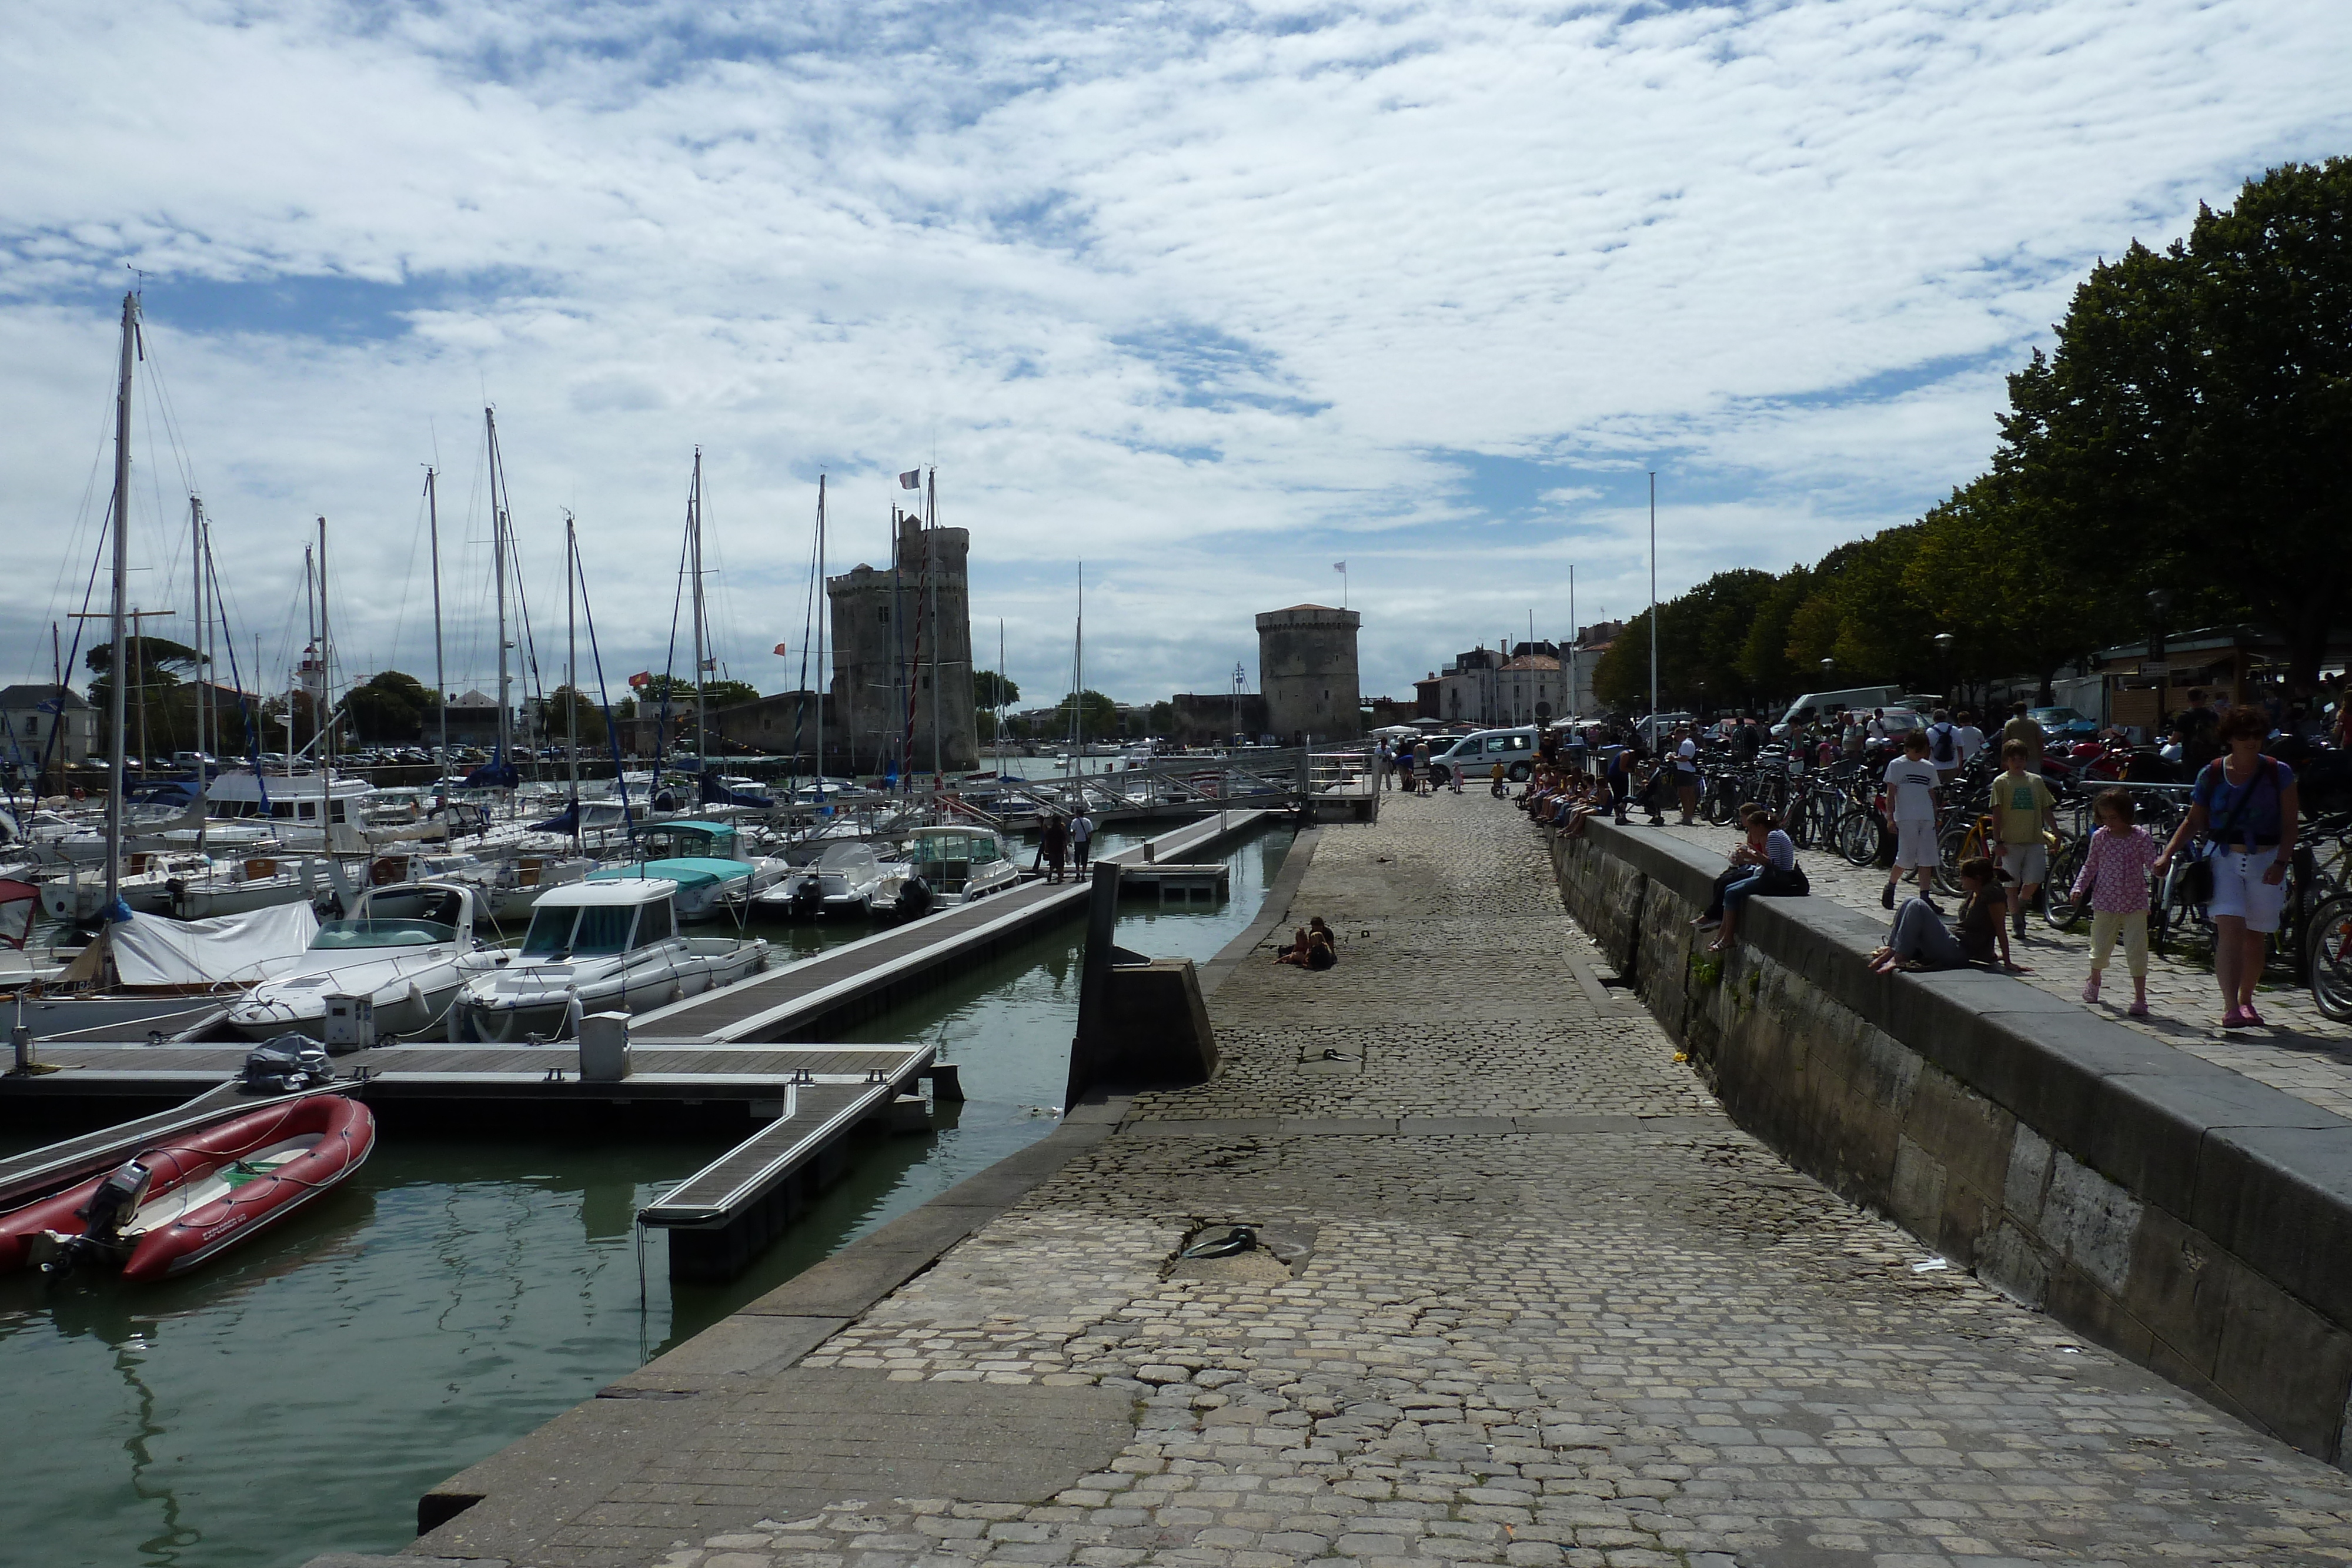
<box><xmin>343</xmin><ymin>791</ymin><xmax>2352</xmax><ymax>1568</ymax></box>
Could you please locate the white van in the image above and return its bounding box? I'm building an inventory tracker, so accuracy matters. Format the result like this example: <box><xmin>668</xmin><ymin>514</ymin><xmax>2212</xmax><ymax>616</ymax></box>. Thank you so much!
<box><xmin>1771</xmin><ymin>686</ymin><xmax>1903</xmax><ymax>738</ymax></box>
<box><xmin>1428</xmin><ymin>726</ymin><xmax>1541</xmax><ymax>784</ymax></box>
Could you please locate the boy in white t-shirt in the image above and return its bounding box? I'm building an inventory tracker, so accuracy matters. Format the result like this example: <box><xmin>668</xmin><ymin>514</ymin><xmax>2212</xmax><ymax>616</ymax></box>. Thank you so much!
<box><xmin>1882</xmin><ymin>731</ymin><xmax>1943</xmax><ymax>909</ymax></box>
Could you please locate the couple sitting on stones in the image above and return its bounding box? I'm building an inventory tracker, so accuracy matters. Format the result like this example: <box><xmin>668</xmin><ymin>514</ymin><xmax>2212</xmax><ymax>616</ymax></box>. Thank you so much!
<box><xmin>1275</xmin><ymin>917</ymin><xmax>1339</xmax><ymax>971</ymax></box>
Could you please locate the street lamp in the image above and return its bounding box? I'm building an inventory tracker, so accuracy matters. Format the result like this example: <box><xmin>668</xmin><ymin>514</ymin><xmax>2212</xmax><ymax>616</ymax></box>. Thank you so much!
<box><xmin>2147</xmin><ymin>589</ymin><xmax>2174</xmax><ymax>737</ymax></box>
<box><xmin>1933</xmin><ymin>631</ymin><xmax>1956</xmax><ymax>708</ymax></box>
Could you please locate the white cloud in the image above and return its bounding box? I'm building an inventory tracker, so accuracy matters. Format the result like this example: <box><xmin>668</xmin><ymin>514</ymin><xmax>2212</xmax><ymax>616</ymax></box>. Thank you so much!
<box><xmin>2</xmin><ymin>0</ymin><xmax>2347</xmax><ymax>707</ymax></box>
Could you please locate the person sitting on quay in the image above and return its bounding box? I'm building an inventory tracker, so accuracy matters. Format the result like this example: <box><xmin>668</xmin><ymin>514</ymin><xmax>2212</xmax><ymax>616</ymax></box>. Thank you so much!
<box><xmin>2074</xmin><ymin>787</ymin><xmax>2158</xmax><ymax>1017</ymax></box>
<box><xmin>1869</xmin><ymin>855</ymin><xmax>2024</xmax><ymax>975</ymax></box>
<box><xmin>1700</xmin><ymin>805</ymin><xmax>1808</xmax><ymax>954</ymax></box>
<box><xmin>1693</xmin><ymin>804</ymin><xmax>1778</xmax><ymax>934</ymax></box>
<box><xmin>1308</xmin><ymin>917</ymin><xmax>1339</xmax><ymax>962</ymax></box>
<box><xmin>1274</xmin><ymin>927</ymin><xmax>1312</xmax><ymax>966</ymax></box>
<box><xmin>1304</xmin><ymin>928</ymin><xmax>1337</xmax><ymax>970</ymax></box>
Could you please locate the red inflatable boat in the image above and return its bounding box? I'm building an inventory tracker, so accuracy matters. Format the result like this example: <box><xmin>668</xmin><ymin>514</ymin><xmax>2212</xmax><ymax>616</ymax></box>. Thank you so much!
<box><xmin>0</xmin><ymin>1093</ymin><xmax>375</xmax><ymax>1281</ymax></box>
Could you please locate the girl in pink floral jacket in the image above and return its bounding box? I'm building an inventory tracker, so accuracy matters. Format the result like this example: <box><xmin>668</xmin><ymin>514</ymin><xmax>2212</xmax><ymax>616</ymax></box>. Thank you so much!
<box><xmin>2072</xmin><ymin>788</ymin><xmax>2159</xmax><ymax>1015</ymax></box>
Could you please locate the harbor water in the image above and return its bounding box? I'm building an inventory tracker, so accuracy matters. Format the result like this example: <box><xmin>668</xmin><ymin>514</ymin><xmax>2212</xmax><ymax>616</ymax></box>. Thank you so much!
<box><xmin>0</xmin><ymin>821</ymin><xmax>1292</xmax><ymax>1568</ymax></box>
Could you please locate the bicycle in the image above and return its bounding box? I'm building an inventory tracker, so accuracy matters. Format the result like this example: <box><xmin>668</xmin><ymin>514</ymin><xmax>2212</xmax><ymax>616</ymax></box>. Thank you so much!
<box><xmin>2308</xmin><ymin>890</ymin><xmax>2352</xmax><ymax>1022</ymax></box>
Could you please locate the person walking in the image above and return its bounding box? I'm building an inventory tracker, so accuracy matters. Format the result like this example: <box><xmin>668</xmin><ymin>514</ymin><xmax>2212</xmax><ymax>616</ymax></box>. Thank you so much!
<box><xmin>1953</xmin><ymin>708</ymin><xmax>1986</xmax><ymax>768</ymax></box>
<box><xmin>1413</xmin><ymin>740</ymin><xmax>1432</xmax><ymax>797</ymax></box>
<box><xmin>1881</xmin><ymin>731</ymin><xmax>1942</xmax><ymax>910</ymax></box>
<box><xmin>1489</xmin><ymin>759</ymin><xmax>1507</xmax><ymax>798</ymax></box>
<box><xmin>1999</xmin><ymin>701</ymin><xmax>2044</xmax><ymax>771</ymax></box>
<box><xmin>1069</xmin><ymin>808</ymin><xmax>1095</xmax><ymax>872</ymax></box>
<box><xmin>1925</xmin><ymin>708</ymin><xmax>1962</xmax><ymax>783</ymax></box>
<box><xmin>2073</xmin><ymin>788</ymin><xmax>2157</xmax><ymax>1017</ymax></box>
<box><xmin>1990</xmin><ymin>738</ymin><xmax>2057</xmax><ymax>937</ymax></box>
<box><xmin>1040</xmin><ymin>813</ymin><xmax>1070</xmax><ymax>884</ymax></box>
<box><xmin>1377</xmin><ymin>739</ymin><xmax>1394</xmax><ymax>790</ymax></box>
<box><xmin>1605</xmin><ymin>745</ymin><xmax>1636</xmax><ymax>825</ymax></box>
<box><xmin>2156</xmin><ymin>708</ymin><xmax>2300</xmax><ymax>1028</ymax></box>
<box><xmin>1674</xmin><ymin>727</ymin><xmax>1700</xmax><ymax>824</ymax></box>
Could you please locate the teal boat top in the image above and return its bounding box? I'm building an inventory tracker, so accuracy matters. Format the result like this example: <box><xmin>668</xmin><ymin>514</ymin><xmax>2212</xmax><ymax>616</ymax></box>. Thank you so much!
<box><xmin>587</xmin><ymin>857</ymin><xmax>749</xmax><ymax>891</ymax></box>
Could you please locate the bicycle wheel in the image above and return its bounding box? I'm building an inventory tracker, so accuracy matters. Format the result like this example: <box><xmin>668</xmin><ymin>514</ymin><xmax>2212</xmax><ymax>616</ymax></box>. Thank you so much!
<box><xmin>1932</xmin><ymin>824</ymin><xmax>1971</xmax><ymax>896</ymax></box>
<box><xmin>2308</xmin><ymin>894</ymin><xmax>2352</xmax><ymax>1022</ymax></box>
<box><xmin>1838</xmin><ymin>811</ymin><xmax>1879</xmax><ymax>867</ymax></box>
<box><xmin>2043</xmin><ymin>840</ymin><xmax>2088</xmax><ymax>930</ymax></box>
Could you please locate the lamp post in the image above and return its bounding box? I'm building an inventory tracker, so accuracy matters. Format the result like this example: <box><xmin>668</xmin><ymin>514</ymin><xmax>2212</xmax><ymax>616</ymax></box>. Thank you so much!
<box><xmin>1933</xmin><ymin>631</ymin><xmax>1956</xmax><ymax>710</ymax></box>
<box><xmin>2147</xmin><ymin>589</ymin><xmax>2174</xmax><ymax>738</ymax></box>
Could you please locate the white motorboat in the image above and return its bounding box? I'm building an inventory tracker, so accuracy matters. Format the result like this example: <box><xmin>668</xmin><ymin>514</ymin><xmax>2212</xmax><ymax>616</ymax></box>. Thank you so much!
<box><xmin>453</xmin><ymin>880</ymin><xmax>767</xmax><ymax>1041</ymax></box>
<box><xmin>40</xmin><ymin>852</ymin><xmax>219</xmax><ymax>922</ymax></box>
<box><xmin>759</xmin><ymin>841</ymin><xmax>890</xmax><ymax>918</ymax></box>
<box><xmin>8</xmin><ymin>900</ymin><xmax>325</xmax><ymax>1044</ymax></box>
<box><xmin>159</xmin><ymin>853</ymin><xmax>330</xmax><ymax>920</ymax></box>
<box><xmin>877</xmin><ymin>825</ymin><xmax>1023</xmax><ymax>920</ymax></box>
<box><xmin>361</xmin><ymin>848</ymin><xmax>591</xmax><ymax>924</ymax></box>
<box><xmin>224</xmin><ymin>882</ymin><xmax>488</xmax><ymax>1045</ymax></box>
<box><xmin>584</xmin><ymin>819</ymin><xmax>786</xmax><ymax>921</ymax></box>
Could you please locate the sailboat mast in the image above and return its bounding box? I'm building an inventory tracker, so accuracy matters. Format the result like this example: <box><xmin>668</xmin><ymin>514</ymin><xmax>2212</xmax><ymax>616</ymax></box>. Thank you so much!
<box><xmin>689</xmin><ymin>449</ymin><xmax>707</xmax><ymax>767</ymax></box>
<box><xmin>566</xmin><ymin>512</ymin><xmax>580</xmax><ymax>840</ymax></box>
<box><xmin>927</xmin><ymin>467</ymin><xmax>941</xmax><ymax>784</ymax></box>
<box><xmin>486</xmin><ymin>408</ymin><xmax>513</xmax><ymax>767</ymax></box>
<box><xmin>103</xmin><ymin>290</ymin><xmax>135</xmax><ymax>915</ymax></box>
<box><xmin>1073</xmin><ymin>561</ymin><xmax>1084</xmax><ymax>761</ymax></box>
<box><xmin>814</xmin><ymin>476</ymin><xmax>827</xmax><ymax>795</ymax></box>
<box><xmin>190</xmin><ymin>494</ymin><xmax>208</xmax><ymax>852</ymax></box>
<box><xmin>318</xmin><ymin>517</ymin><xmax>333</xmax><ymax>845</ymax></box>
<box><xmin>426</xmin><ymin>466</ymin><xmax>448</xmax><ymax>784</ymax></box>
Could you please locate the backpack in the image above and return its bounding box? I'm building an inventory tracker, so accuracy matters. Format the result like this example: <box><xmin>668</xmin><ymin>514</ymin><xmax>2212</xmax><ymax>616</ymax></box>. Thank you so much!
<box><xmin>1929</xmin><ymin>722</ymin><xmax>1957</xmax><ymax>765</ymax></box>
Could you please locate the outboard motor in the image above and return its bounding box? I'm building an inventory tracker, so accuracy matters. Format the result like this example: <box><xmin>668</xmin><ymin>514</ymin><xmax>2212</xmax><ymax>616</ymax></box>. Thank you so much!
<box><xmin>35</xmin><ymin>1159</ymin><xmax>153</xmax><ymax>1278</ymax></box>
<box><xmin>895</xmin><ymin>875</ymin><xmax>934</xmax><ymax>922</ymax></box>
<box><xmin>242</xmin><ymin>1034</ymin><xmax>332</xmax><ymax>1094</ymax></box>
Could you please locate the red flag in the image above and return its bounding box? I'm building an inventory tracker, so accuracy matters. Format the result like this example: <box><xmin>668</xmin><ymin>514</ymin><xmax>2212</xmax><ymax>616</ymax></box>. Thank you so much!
<box><xmin>627</xmin><ymin>671</ymin><xmax>652</xmax><ymax>690</ymax></box>
<box><xmin>773</xmin><ymin>643</ymin><xmax>789</xmax><ymax>656</ymax></box>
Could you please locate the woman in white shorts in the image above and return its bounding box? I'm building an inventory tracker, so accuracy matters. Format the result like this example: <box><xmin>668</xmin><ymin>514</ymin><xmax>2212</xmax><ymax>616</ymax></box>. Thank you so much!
<box><xmin>2157</xmin><ymin>708</ymin><xmax>2300</xmax><ymax>1029</ymax></box>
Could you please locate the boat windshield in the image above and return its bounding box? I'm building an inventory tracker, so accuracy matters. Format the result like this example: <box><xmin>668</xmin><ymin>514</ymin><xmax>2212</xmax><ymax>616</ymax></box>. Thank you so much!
<box><xmin>517</xmin><ymin>904</ymin><xmax>639</xmax><ymax>958</ymax></box>
<box><xmin>311</xmin><ymin>919</ymin><xmax>454</xmax><ymax>950</ymax></box>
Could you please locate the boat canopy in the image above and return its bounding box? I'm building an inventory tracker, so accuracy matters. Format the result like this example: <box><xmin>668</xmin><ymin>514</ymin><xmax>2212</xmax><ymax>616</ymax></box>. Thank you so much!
<box><xmin>639</xmin><ymin>821</ymin><xmax>738</xmax><ymax>857</ymax></box>
<box><xmin>587</xmin><ymin>857</ymin><xmax>747</xmax><ymax>892</ymax></box>
<box><xmin>0</xmin><ymin>879</ymin><xmax>38</xmax><ymax>949</ymax></box>
<box><xmin>108</xmin><ymin>901</ymin><xmax>322</xmax><ymax>989</ymax></box>
<box><xmin>816</xmin><ymin>842</ymin><xmax>880</xmax><ymax>874</ymax></box>
<box><xmin>534</xmin><ymin>878</ymin><xmax>676</xmax><ymax>908</ymax></box>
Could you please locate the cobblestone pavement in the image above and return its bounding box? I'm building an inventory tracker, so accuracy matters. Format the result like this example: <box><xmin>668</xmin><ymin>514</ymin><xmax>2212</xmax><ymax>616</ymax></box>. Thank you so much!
<box><xmin>1632</xmin><ymin>814</ymin><xmax>2352</xmax><ymax>1120</ymax></box>
<box><xmin>667</xmin><ymin>790</ymin><xmax>2352</xmax><ymax>1568</ymax></box>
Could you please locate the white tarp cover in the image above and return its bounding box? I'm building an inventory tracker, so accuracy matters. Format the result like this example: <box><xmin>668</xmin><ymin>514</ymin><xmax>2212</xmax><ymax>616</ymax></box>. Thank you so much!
<box><xmin>112</xmin><ymin>900</ymin><xmax>321</xmax><ymax>990</ymax></box>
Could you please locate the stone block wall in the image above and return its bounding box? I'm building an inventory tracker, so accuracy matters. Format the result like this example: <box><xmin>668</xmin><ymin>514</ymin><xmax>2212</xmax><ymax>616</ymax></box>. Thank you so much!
<box><xmin>1550</xmin><ymin>817</ymin><xmax>2352</xmax><ymax>1465</ymax></box>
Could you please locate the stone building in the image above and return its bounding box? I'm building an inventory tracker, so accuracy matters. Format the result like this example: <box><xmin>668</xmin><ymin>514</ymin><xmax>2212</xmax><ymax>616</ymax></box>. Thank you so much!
<box><xmin>827</xmin><ymin>514</ymin><xmax>978</xmax><ymax>774</ymax></box>
<box><xmin>0</xmin><ymin>683</ymin><xmax>96</xmax><ymax>773</ymax></box>
<box><xmin>1167</xmin><ymin>692</ymin><xmax>1271</xmax><ymax>748</ymax></box>
<box><xmin>1255</xmin><ymin>604</ymin><xmax>1361</xmax><ymax>745</ymax></box>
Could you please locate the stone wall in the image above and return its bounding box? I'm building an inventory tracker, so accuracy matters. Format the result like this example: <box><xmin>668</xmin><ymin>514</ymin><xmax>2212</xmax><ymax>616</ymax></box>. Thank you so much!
<box><xmin>1550</xmin><ymin>816</ymin><xmax>2352</xmax><ymax>1466</ymax></box>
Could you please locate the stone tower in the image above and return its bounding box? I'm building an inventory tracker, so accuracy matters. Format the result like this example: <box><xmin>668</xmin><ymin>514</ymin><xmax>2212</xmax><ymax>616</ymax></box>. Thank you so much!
<box><xmin>1255</xmin><ymin>604</ymin><xmax>1361</xmax><ymax>745</ymax></box>
<box><xmin>827</xmin><ymin>514</ymin><xmax>979</xmax><ymax>774</ymax></box>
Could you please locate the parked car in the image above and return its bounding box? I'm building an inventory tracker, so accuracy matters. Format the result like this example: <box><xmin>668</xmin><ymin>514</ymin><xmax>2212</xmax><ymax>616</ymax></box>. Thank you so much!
<box><xmin>2029</xmin><ymin>706</ymin><xmax>2099</xmax><ymax>741</ymax></box>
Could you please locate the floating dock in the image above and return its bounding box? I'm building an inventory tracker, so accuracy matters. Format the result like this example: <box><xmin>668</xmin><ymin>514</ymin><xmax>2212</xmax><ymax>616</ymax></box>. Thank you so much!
<box><xmin>633</xmin><ymin>807</ymin><xmax>1277</xmax><ymax>1043</ymax></box>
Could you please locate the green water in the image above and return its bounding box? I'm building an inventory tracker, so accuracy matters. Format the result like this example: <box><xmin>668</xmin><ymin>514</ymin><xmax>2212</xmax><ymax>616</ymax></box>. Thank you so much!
<box><xmin>0</xmin><ymin>824</ymin><xmax>1290</xmax><ymax>1568</ymax></box>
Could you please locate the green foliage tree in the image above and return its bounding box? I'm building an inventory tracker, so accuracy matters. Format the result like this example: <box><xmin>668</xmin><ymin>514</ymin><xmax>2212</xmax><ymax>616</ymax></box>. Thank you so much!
<box><xmin>1995</xmin><ymin>158</ymin><xmax>2352</xmax><ymax>693</ymax></box>
<box><xmin>973</xmin><ymin>670</ymin><xmax>1020</xmax><ymax>710</ymax></box>
<box><xmin>341</xmin><ymin>671</ymin><xmax>435</xmax><ymax>743</ymax></box>
<box><xmin>1053</xmin><ymin>689</ymin><xmax>1121</xmax><ymax>740</ymax></box>
<box><xmin>537</xmin><ymin>684</ymin><xmax>604</xmax><ymax>745</ymax></box>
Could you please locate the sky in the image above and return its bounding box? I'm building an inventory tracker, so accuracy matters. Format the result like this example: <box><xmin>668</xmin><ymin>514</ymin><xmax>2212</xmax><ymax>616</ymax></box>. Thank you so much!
<box><xmin>4</xmin><ymin>0</ymin><xmax>2347</xmax><ymax>714</ymax></box>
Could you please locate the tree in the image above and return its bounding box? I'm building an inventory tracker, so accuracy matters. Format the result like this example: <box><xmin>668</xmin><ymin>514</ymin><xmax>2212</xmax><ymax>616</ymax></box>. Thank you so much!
<box><xmin>537</xmin><ymin>684</ymin><xmax>604</xmax><ymax>745</ymax></box>
<box><xmin>341</xmin><ymin>671</ymin><xmax>435</xmax><ymax>743</ymax></box>
<box><xmin>1996</xmin><ymin>158</ymin><xmax>2352</xmax><ymax>694</ymax></box>
<box><xmin>1903</xmin><ymin>474</ymin><xmax>2122</xmax><ymax>704</ymax></box>
<box><xmin>1053</xmin><ymin>690</ymin><xmax>1121</xmax><ymax>740</ymax></box>
<box><xmin>637</xmin><ymin>675</ymin><xmax>760</xmax><ymax>709</ymax></box>
<box><xmin>1148</xmin><ymin>700</ymin><xmax>1176</xmax><ymax>735</ymax></box>
<box><xmin>973</xmin><ymin>670</ymin><xmax>1020</xmax><ymax>710</ymax></box>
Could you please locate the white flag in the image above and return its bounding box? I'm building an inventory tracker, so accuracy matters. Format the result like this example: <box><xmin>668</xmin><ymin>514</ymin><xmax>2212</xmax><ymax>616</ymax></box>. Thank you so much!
<box><xmin>1332</xmin><ymin>561</ymin><xmax>1347</xmax><ymax>571</ymax></box>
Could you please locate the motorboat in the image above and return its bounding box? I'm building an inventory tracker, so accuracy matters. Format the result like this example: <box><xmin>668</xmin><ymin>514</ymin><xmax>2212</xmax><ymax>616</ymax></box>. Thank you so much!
<box><xmin>39</xmin><ymin>851</ymin><xmax>219</xmax><ymax>921</ymax></box>
<box><xmin>453</xmin><ymin>879</ymin><xmax>767</xmax><ymax>1041</ymax></box>
<box><xmin>224</xmin><ymin>882</ymin><xmax>487</xmax><ymax>1045</ymax></box>
<box><xmin>0</xmin><ymin>877</ymin><xmax>65</xmax><ymax>988</ymax></box>
<box><xmin>362</xmin><ymin>848</ymin><xmax>591</xmax><ymax>924</ymax></box>
<box><xmin>1</xmin><ymin>1093</ymin><xmax>375</xmax><ymax>1282</ymax></box>
<box><xmin>876</xmin><ymin>825</ymin><xmax>1023</xmax><ymax>920</ymax></box>
<box><xmin>584</xmin><ymin>818</ymin><xmax>786</xmax><ymax>921</ymax></box>
<box><xmin>759</xmin><ymin>841</ymin><xmax>890</xmax><ymax>918</ymax></box>
<box><xmin>158</xmin><ymin>853</ymin><xmax>331</xmax><ymax>920</ymax></box>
